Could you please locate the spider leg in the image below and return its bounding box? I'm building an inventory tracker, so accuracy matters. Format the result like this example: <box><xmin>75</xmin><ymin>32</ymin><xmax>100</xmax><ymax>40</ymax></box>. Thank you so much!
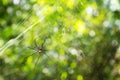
<box><xmin>34</xmin><ymin>55</ymin><xmax>41</xmax><ymax>73</ymax></box>
<box><xmin>41</xmin><ymin>41</ymin><xmax>45</xmax><ymax>49</ymax></box>
<box><xmin>41</xmin><ymin>37</ymin><xmax>47</xmax><ymax>49</ymax></box>
<box><xmin>25</xmin><ymin>53</ymin><xmax>34</xmax><ymax>58</ymax></box>
<box><xmin>28</xmin><ymin>47</ymin><xmax>36</xmax><ymax>52</ymax></box>
<box><xmin>42</xmin><ymin>49</ymin><xmax>47</xmax><ymax>52</ymax></box>
<box><xmin>44</xmin><ymin>52</ymin><xmax>52</xmax><ymax>60</ymax></box>
<box><xmin>34</xmin><ymin>39</ymin><xmax>39</xmax><ymax>49</ymax></box>
<box><xmin>22</xmin><ymin>53</ymin><xmax>35</xmax><ymax>65</ymax></box>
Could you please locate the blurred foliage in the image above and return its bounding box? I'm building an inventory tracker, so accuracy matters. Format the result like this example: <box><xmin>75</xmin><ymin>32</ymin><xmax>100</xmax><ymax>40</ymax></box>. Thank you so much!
<box><xmin>0</xmin><ymin>0</ymin><xmax>120</xmax><ymax>80</ymax></box>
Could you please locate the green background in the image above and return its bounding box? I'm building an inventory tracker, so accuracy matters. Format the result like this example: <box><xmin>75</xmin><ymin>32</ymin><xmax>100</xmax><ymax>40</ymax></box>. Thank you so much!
<box><xmin>0</xmin><ymin>0</ymin><xmax>120</xmax><ymax>80</ymax></box>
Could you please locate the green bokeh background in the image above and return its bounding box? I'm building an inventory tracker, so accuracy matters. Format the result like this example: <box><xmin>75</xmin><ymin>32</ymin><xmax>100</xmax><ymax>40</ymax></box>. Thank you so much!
<box><xmin>0</xmin><ymin>0</ymin><xmax>120</xmax><ymax>80</ymax></box>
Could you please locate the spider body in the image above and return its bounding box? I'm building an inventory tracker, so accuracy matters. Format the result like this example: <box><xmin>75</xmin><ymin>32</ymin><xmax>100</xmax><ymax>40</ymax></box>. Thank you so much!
<box><xmin>38</xmin><ymin>49</ymin><xmax>42</xmax><ymax>54</ymax></box>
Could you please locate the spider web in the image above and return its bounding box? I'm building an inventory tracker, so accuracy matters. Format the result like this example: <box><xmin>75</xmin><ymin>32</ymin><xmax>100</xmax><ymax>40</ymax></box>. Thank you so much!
<box><xmin>0</xmin><ymin>7</ymin><xmax>44</xmax><ymax>56</ymax></box>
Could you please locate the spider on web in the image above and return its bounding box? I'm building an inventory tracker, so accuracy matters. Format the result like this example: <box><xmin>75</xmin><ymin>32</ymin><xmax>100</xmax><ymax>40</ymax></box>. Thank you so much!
<box><xmin>22</xmin><ymin>37</ymin><xmax>50</xmax><ymax>70</ymax></box>
<box><xmin>29</xmin><ymin>37</ymin><xmax>47</xmax><ymax>55</ymax></box>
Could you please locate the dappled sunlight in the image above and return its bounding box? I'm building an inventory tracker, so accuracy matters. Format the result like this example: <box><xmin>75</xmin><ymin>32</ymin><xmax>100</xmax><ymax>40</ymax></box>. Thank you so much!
<box><xmin>74</xmin><ymin>20</ymin><xmax>86</xmax><ymax>34</ymax></box>
<box><xmin>77</xmin><ymin>75</ymin><xmax>84</xmax><ymax>80</ymax></box>
<box><xmin>0</xmin><ymin>0</ymin><xmax>120</xmax><ymax>80</ymax></box>
<box><xmin>89</xmin><ymin>30</ymin><xmax>96</xmax><ymax>37</ymax></box>
<box><xmin>66</xmin><ymin>0</ymin><xmax>75</xmax><ymax>9</ymax></box>
<box><xmin>110</xmin><ymin>0</ymin><xmax>120</xmax><ymax>11</ymax></box>
<box><xmin>69</xmin><ymin>48</ymin><xmax>78</xmax><ymax>56</ymax></box>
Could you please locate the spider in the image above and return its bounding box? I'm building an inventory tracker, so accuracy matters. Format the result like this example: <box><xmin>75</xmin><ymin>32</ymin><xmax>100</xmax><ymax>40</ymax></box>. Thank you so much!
<box><xmin>30</xmin><ymin>37</ymin><xmax>47</xmax><ymax>54</ymax></box>
<box><xmin>23</xmin><ymin>37</ymin><xmax>48</xmax><ymax>69</ymax></box>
